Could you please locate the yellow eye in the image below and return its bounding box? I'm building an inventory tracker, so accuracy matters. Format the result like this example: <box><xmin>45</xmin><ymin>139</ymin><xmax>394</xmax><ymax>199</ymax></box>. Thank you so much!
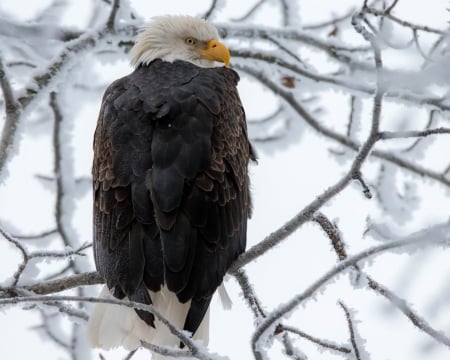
<box><xmin>185</xmin><ymin>37</ymin><xmax>196</xmax><ymax>45</ymax></box>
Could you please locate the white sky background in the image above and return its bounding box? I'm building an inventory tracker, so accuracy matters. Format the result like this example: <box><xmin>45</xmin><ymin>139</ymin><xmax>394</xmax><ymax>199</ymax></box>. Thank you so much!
<box><xmin>0</xmin><ymin>0</ymin><xmax>449</xmax><ymax>359</ymax></box>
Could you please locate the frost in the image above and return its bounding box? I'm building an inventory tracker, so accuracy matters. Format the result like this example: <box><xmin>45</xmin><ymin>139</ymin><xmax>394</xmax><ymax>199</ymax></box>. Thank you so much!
<box><xmin>349</xmin><ymin>268</ymin><xmax>369</xmax><ymax>289</ymax></box>
<box><xmin>376</xmin><ymin>163</ymin><xmax>420</xmax><ymax>225</ymax></box>
<box><xmin>341</xmin><ymin>304</ymin><xmax>371</xmax><ymax>360</ymax></box>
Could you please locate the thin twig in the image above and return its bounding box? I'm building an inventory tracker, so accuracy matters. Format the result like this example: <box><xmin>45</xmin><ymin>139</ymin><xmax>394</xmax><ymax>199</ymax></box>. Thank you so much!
<box><xmin>123</xmin><ymin>350</ymin><xmax>137</xmax><ymax>360</ymax></box>
<box><xmin>231</xmin><ymin>0</ymin><xmax>266</xmax><ymax>22</ymax></box>
<box><xmin>0</xmin><ymin>295</ymin><xmax>218</xmax><ymax>360</ymax></box>
<box><xmin>303</xmin><ymin>8</ymin><xmax>356</xmax><ymax>30</ymax></box>
<box><xmin>379</xmin><ymin>127</ymin><xmax>450</xmax><ymax>140</ymax></box>
<box><xmin>346</xmin><ymin>95</ymin><xmax>357</xmax><ymax>138</ymax></box>
<box><xmin>106</xmin><ymin>0</ymin><xmax>121</xmax><ymax>32</ymax></box>
<box><xmin>401</xmin><ymin>110</ymin><xmax>437</xmax><ymax>153</ymax></box>
<box><xmin>323</xmin><ymin>215</ymin><xmax>450</xmax><ymax>349</ymax></box>
<box><xmin>282</xmin><ymin>325</ymin><xmax>351</xmax><ymax>354</ymax></box>
<box><xmin>313</xmin><ymin>213</ymin><xmax>347</xmax><ymax>261</ymax></box>
<box><xmin>203</xmin><ymin>0</ymin><xmax>221</xmax><ymax>20</ymax></box>
<box><xmin>281</xmin><ymin>332</ymin><xmax>306</xmax><ymax>360</ymax></box>
<box><xmin>366</xmin><ymin>276</ymin><xmax>450</xmax><ymax>347</ymax></box>
<box><xmin>338</xmin><ymin>301</ymin><xmax>363</xmax><ymax>360</ymax></box>
<box><xmin>385</xmin><ymin>0</ymin><xmax>401</xmax><ymax>14</ymax></box>
<box><xmin>232</xmin><ymin>269</ymin><xmax>266</xmax><ymax>319</ymax></box>
<box><xmin>50</xmin><ymin>92</ymin><xmax>71</xmax><ymax>249</ymax></box>
<box><xmin>13</xmin><ymin>229</ymin><xmax>58</xmax><ymax>240</ymax></box>
<box><xmin>0</xmin><ymin>271</ymin><xmax>104</xmax><ymax>296</ymax></box>
<box><xmin>232</xmin><ymin>49</ymin><xmax>450</xmax><ymax>112</ymax></box>
<box><xmin>251</xmin><ymin>231</ymin><xmax>449</xmax><ymax>358</ymax></box>
<box><xmin>0</xmin><ymin>55</ymin><xmax>21</xmax><ymax>180</ymax></box>
<box><xmin>364</xmin><ymin>7</ymin><xmax>446</xmax><ymax>34</ymax></box>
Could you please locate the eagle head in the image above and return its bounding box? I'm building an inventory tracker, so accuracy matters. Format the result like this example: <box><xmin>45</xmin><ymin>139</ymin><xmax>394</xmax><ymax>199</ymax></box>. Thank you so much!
<box><xmin>130</xmin><ymin>15</ymin><xmax>230</xmax><ymax>68</ymax></box>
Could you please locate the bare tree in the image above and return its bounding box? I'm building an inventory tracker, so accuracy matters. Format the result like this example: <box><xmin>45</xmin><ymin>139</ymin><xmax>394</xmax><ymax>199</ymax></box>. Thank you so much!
<box><xmin>1</xmin><ymin>0</ymin><xmax>450</xmax><ymax>359</ymax></box>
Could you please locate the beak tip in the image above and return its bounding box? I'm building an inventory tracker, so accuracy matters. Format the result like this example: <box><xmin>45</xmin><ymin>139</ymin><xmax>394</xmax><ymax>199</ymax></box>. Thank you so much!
<box><xmin>204</xmin><ymin>39</ymin><xmax>231</xmax><ymax>67</ymax></box>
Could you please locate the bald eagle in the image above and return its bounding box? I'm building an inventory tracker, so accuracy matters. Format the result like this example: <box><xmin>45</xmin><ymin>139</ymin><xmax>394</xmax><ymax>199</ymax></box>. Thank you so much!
<box><xmin>87</xmin><ymin>15</ymin><xmax>254</xmax><ymax>354</ymax></box>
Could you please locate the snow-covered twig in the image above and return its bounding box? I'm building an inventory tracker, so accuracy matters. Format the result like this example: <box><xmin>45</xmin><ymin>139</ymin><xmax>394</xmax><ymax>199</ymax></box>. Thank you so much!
<box><xmin>401</xmin><ymin>110</ymin><xmax>437</xmax><ymax>153</ymax></box>
<box><xmin>203</xmin><ymin>0</ymin><xmax>225</xmax><ymax>20</ymax></box>
<box><xmin>231</xmin><ymin>32</ymin><xmax>381</xmax><ymax>273</ymax></box>
<box><xmin>313</xmin><ymin>213</ymin><xmax>347</xmax><ymax>261</ymax></box>
<box><xmin>141</xmin><ymin>341</ymin><xmax>195</xmax><ymax>358</ymax></box>
<box><xmin>106</xmin><ymin>0</ymin><xmax>121</xmax><ymax>32</ymax></box>
<box><xmin>229</xmin><ymin>167</ymin><xmax>350</xmax><ymax>272</ymax></box>
<box><xmin>321</xmin><ymin>215</ymin><xmax>450</xmax><ymax>349</ymax></box>
<box><xmin>0</xmin><ymin>295</ymin><xmax>220</xmax><ymax>360</ymax></box>
<box><xmin>233</xmin><ymin>49</ymin><xmax>450</xmax><ymax>111</ymax></box>
<box><xmin>302</xmin><ymin>8</ymin><xmax>355</xmax><ymax>30</ymax></box>
<box><xmin>281</xmin><ymin>325</ymin><xmax>351</xmax><ymax>355</ymax></box>
<box><xmin>232</xmin><ymin>269</ymin><xmax>266</xmax><ymax>319</ymax></box>
<box><xmin>233</xmin><ymin>268</ymin><xmax>349</xmax><ymax>357</ymax></box>
<box><xmin>231</xmin><ymin>0</ymin><xmax>266</xmax><ymax>22</ymax></box>
<box><xmin>29</xmin><ymin>243</ymin><xmax>91</xmax><ymax>259</ymax></box>
<box><xmin>221</xmin><ymin>24</ymin><xmax>371</xmax><ymax>54</ymax></box>
<box><xmin>0</xmin><ymin>223</ymin><xmax>91</xmax><ymax>288</ymax></box>
<box><xmin>251</xmin><ymin>231</ymin><xmax>450</xmax><ymax>358</ymax></box>
<box><xmin>379</xmin><ymin>127</ymin><xmax>450</xmax><ymax>140</ymax></box>
<box><xmin>338</xmin><ymin>301</ymin><xmax>365</xmax><ymax>360</ymax></box>
<box><xmin>366</xmin><ymin>276</ymin><xmax>450</xmax><ymax>348</ymax></box>
<box><xmin>364</xmin><ymin>6</ymin><xmax>446</xmax><ymax>35</ymax></box>
<box><xmin>13</xmin><ymin>229</ymin><xmax>58</xmax><ymax>240</ymax></box>
<box><xmin>19</xmin><ymin>271</ymin><xmax>103</xmax><ymax>295</ymax></box>
<box><xmin>0</xmin><ymin>55</ymin><xmax>21</xmax><ymax>180</ymax></box>
<box><xmin>235</xmin><ymin>63</ymin><xmax>450</xmax><ymax>188</ymax></box>
<box><xmin>122</xmin><ymin>350</ymin><xmax>137</xmax><ymax>360</ymax></box>
<box><xmin>0</xmin><ymin>224</ymin><xmax>28</xmax><ymax>286</ymax></box>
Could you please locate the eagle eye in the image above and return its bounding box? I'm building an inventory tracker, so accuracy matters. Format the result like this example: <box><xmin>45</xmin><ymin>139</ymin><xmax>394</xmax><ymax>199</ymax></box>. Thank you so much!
<box><xmin>185</xmin><ymin>37</ymin><xmax>197</xmax><ymax>45</ymax></box>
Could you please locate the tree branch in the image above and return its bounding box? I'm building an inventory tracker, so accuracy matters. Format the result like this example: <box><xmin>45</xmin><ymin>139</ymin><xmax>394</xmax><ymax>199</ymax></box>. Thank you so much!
<box><xmin>251</xmin><ymin>230</ymin><xmax>449</xmax><ymax>358</ymax></box>
<box><xmin>0</xmin><ymin>295</ymin><xmax>219</xmax><ymax>360</ymax></box>
<box><xmin>0</xmin><ymin>55</ymin><xmax>21</xmax><ymax>181</ymax></box>
<box><xmin>106</xmin><ymin>0</ymin><xmax>121</xmax><ymax>32</ymax></box>
<box><xmin>338</xmin><ymin>301</ymin><xmax>364</xmax><ymax>360</ymax></box>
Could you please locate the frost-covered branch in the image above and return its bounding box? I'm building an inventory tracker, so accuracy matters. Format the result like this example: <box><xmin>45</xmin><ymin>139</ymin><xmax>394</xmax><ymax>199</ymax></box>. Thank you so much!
<box><xmin>251</xmin><ymin>230</ymin><xmax>450</xmax><ymax>358</ymax></box>
<box><xmin>281</xmin><ymin>325</ymin><xmax>351</xmax><ymax>355</ymax></box>
<box><xmin>106</xmin><ymin>0</ymin><xmax>121</xmax><ymax>31</ymax></box>
<box><xmin>203</xmin><ymin>0</ymin><xmax>225</xmax><ymax>20</ymax></box>
<box><xmin>0</xmin><ymin>223</ymin><xmax>92</xmax><ymax>290</ymax></box>
<box><xmin>0</xmin><ymin>55</ymin><xmax>21</xmax><ymax>180</ymax></box>
<box><xmin>229</xmin><ymin>169</ymin><xmax>350</xmax><ymax>272</ymax></box>
<box><xmin>0</xmin><ymin>295</ymin><xmax>220</xmax><ymax>360</ymax></box>
<box><xmin>364</xmin><ymin>6</ymin><xmax>447</xmax><ymax>35</ymax></box>
<box><xmin>379</xmin><ymin>127</ymin><xmax>450</xmax><ymax>140</ymax></box>
<box><xmin>13</xmin><ymin>229</ymin><xmax>58</xmax><ymax>240</ymax></box>
<box><xmin>6</xmin><ymin>271</ymin><xmax>103</xmax><ymax>296</ymax></box>
<box><xmin>232</xmin><ymin>268</ymin><xmax>348</xmax><ymax>358</ymax></box>
<box><xmin>366</xmin><ymin>276</ymin><xmax>450</xmax><ymax>348</ymax></box>
<box><xmin>303</xmin><ymin>7</ymin><xmax>355</xmax><ymax>30</ymax></box>
<box><xmin>231</xmin><ymin>0</ymin><xmax>266</xmax><ymax>22</ymax></box>
<box><xmin>317</xmin><ymin>214</ymin><xmax>450</xmax><ymax>349</ymax></box>
<box><xmin>338</xmin><ymin>301</ymin><xmax>366</xmax><ymax>360</ymax></box>
<box><xmin>231</xmin><ymin>28</ymin><xmax>384</xmax><ymax>271</ymax></box>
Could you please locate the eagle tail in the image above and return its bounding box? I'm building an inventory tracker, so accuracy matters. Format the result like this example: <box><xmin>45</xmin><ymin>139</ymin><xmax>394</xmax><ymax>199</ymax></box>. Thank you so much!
<box><xmin>87</xmin><ymin>285</ymin><xmax>210</xmax><ymax>356</ymax></box>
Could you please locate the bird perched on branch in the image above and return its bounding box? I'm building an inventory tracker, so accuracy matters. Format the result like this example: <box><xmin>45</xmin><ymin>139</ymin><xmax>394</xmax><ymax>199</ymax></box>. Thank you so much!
<box><xmin>88</xmin><ymin>15</ymin><xmax>255</xmax><ymax>356</ymax></box>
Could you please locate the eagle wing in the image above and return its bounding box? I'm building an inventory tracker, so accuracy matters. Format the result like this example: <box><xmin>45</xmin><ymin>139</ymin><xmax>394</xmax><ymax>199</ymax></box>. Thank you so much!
<box><xmin>93</xmin><ymin>60</ymin><xmax>253</xmax><ymax>334</ymax></box>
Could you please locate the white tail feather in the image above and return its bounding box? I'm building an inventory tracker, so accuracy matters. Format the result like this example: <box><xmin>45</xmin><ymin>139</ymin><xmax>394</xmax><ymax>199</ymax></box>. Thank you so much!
<box><xmin>87</xmin><ymin>285</ymin><xmax>209</xmax><ymax>358</ymax></box>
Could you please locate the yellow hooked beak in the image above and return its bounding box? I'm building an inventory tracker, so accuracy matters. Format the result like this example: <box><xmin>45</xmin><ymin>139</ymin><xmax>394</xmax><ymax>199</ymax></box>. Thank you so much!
<box><xmin>200</xmin><ymin>39</ymin><xmax>231</xmax><ymax>67</ymax></box>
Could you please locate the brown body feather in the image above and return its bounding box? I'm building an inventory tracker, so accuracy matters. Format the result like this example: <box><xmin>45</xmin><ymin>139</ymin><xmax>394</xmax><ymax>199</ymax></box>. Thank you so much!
<box><xmin>93</xmin><ymin>59</ymin><xmax>254</xmax><ymax>335</ymax></box>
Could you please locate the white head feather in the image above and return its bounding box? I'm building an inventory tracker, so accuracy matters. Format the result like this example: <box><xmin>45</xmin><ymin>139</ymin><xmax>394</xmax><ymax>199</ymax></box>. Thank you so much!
<box><xmin>130</xmin><ymin>15</ymin><xmax>222</xmax><ymax>68</ymax></box>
